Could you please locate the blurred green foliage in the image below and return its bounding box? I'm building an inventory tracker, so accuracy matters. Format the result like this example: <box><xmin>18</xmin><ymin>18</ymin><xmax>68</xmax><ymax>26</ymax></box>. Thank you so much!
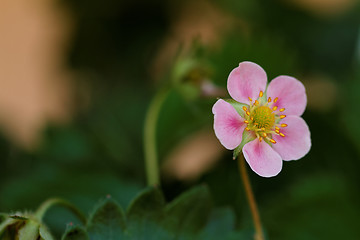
<box><xmin>1</xmin><ymin>0</ymin><xmax>360</xmax><ymax>239</ymax></box>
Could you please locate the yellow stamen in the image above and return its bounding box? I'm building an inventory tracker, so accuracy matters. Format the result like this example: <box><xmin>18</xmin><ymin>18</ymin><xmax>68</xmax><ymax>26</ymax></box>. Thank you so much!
<box><xmin>244</xmin><ymin>120</ymin><xmax>249</xmax><ymax>124</ymax></box>
<box><xmin>275</xmin><ymin>127</ymin><xmax>280</xmax><ymax>131</ymax></box>
<box><xmin>280</xmin><ymin>115</ymin><xmax>286</xmax><ymax>119</ymax></box>
<box><xmin>272</xmin><ymin>106</ymin><xmax>278</xmax><ymax>111</ymax></box>
<box><xmin>259</xmin><ymin>91</ymin><xmax>263</xmax><ymax>97</ymax></box>
<box><xmin>245</xmin><ymin>127</ymin><xmax>250</xmax><ymax>131</ymax></box>
<box><xmin>281</xmin><ymin>123</ymin><xmax>288</xmax><ymax>127</ymax></box>
<box><xmin>274</xmin><ymin>97</ymin><xmax>278</xmax><ymax>103</ymax></box>
<box><xmin>255</xmin><ymin>100</ymin><xmax>259</xmax><ymax>106</ymax></box>
<box><xmin>279</xmin><ymin>133</ymin><xmax>285</xmax><ymax>137</ymax></box>
<box><xmin>275</xmin><ymin>129</ymin><xmax>280</xmax><ymax>134</ymax></box>
<box><xmin>279</xmin><ymin>108</ymin><xmax>285</xmax><ymax>112</ymax></box>
<box><xmin>262</xmin><ymin>133</ymin><xmax>267</xmax><ymax>137</ymax></box>
<box><xmin>259</xmin><ymin>137</ymin><xmax>263</xmax><ymax>142</ymax></box>
<box><xmin>248</xmin><ymin>97</ymin><xmax>252</xmax><ymax>102</ymax></box>
<box><xmin>268</xmin><ymin>97</ymin><xmax>272</xmax><ymax>102</ymax></box>
<box><xmin>270</xmin><ymin>139</ymin><xmax>276</xmax><ymax>144</ymax></box>
<box><xmin>250</xmin><ymin>117</ymin><xmax>254</xmax><ymax>121</ymax></box>
<box><xmin>246</xmin><ymin>111</ymin><xmax>250</xmax><ymax>116</ymax></box>
<box><xmin>261</xmin><ymin>127</ymin><xmax>265</xmax><ymax>131</ymax></box>
<box><xmin>243</xmin><ymin>106</ymin><xmax>247</xmax><ymax>111</ymax></box>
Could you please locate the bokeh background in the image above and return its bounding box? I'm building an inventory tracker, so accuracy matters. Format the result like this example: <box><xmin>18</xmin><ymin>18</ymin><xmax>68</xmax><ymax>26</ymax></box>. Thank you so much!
<box><xmin>0</xmin><ymin>0</ymin><xmax>360</xmax><ymax>239</ymax></box>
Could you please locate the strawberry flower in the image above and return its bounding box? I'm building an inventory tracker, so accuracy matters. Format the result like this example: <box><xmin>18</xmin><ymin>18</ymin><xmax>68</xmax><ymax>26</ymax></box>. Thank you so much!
<box><xmin>212</xmin><ymin>61</ymin><xmax>311</xmax><ymax>177</ymax></box>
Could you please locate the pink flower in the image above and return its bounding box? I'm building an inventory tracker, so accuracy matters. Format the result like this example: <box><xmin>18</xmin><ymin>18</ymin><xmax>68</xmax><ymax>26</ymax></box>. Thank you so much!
<box><xmin>212</xmin><ymin>61</ymin><xmax>311</xmax><ymax>177</ymax></box>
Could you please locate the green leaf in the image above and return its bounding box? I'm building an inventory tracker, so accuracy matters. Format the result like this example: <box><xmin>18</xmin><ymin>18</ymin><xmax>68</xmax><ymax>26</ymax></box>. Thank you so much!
<box><xmin>126</xmin><ymin>187</ymin><xmax>172</xmax><ymax>240</ymax></box>
<box><xmin>197</xmin><ymin>207</ymin><xmax>235</xmax><ymax>240</ymax></box>
<box><xmin>263</xmin><ymin>173</ymin><xmax>360</xmax><ymax>239</ymax></box>
<box><xmin>54</xmin><ymin>186</ymin><xmax>246</xmax><ymax>240</ymax></box>
<box><xmin>225</xmin><ymin>229</ymin><xmax>255</xmax><ymax>240</ymax></box>
<box><xmin>61</xmin><ymin>225</ymin><xmax>89</xmax><ymax>240</ymax></box>
<box><xmin>87</xmin><ymin>198</ymin><xmax>126</xmax><ymax>240</ymax></box>
<box><xmin>127</xmin><ymin>187</ymin><xmax>165</xmax><ymax>219</ymax></box>
<box><xmin>126</xmin><ymin>217</ymin><xmax>172</xmax><ymax>240</ymax></box>
<box><xmin>164</xmin><ymin>185</ymin><xmax>212</xmax><ymax>237</ymax></box>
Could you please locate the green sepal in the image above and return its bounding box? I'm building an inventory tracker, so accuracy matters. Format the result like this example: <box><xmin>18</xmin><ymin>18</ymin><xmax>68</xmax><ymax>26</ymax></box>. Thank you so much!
<box><xmin>61</xmin><ymin>225</ymin><xmax>89</xmax><ymax>240</ymax></box>
<box><xmin>17</xmin><ymin>219</ymin><xmax>39</xmax><ymax>240</ymax></box>
<box><xmin>39</xmin><ymin>224</ymin><xmax>55</xmax><ymax>240</ymax></box>
<box><xmin>223</xmin><ymin>99</ymin><xmax>247</xmax><ymax>118</ymax></box>
<box><xmin>9</xmin><ymin>215</ymin><xmax>28</xmax><ymax>221</ymax></box>
<box><xmin>87</xmin><ymin>198</ymin><xmax>126</xmax><ymax>240</ymax></box>
<box><xmin>233</xmin><ymin>130</ymin><xmax>256</xmax><ymax>160</ymax></box>
<box><xmin>0</xmin><ymin>213</ymin><xmax>30</xmax><ymax>239</ymax></box>
<box><xmin>0</xmin><ymin>215</ymin><xmax>17</xmax><ymax>236</ymax></box>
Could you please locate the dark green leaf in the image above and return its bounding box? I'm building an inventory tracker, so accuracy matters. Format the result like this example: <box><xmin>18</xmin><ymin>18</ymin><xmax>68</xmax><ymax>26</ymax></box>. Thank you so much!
<box><xmin>127</xmin><ymin>187</ymin><xmax>165</xmax><ymax>219</ymax></box>
<box><xmin>197</xmin><ymin>207</ymin><xmax>235</xmax><ymax>240</ymax></box>
<box><xmin>126</xmin><ymin>218</ymin><xmax>173</xmax><ymax>240</ymax></box>
<box><xmin>225</xmin><ymin>229</ymin><xmax>255</xmax><ymax>240</ymax></box>
<box><xmin>126</xmin><ymin>187</ymin><xmax>172</xmax><ymax>240</ymax></box>
<box><xmin>61</xmin><ymin>226</ymin><xmax>89</xmax><ymax>240</ymax></box>
<box><xmin>164</xmin><ymin>185</ymin><xmax>212</xmax><ymax>236</ymax></box>
<box><xmin>263</xmin><ymin>173</ymin><xmax>360</xmax><ymax>240</ymax></box>
<box><xmin>87</xmin><ymin>199</ymin><xmax>126</xmax><ymax>240</ymax></box>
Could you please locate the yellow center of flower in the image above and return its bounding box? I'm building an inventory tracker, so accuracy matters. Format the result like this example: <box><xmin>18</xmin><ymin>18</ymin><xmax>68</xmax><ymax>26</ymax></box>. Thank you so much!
<box><xmin>243</xmin><ymin>91</ymin><xmax>288</xmax><ymax>144</ymax></box>
<box><xmin>252</xmin><ymin>106</ymin><xmax>275</xmax><ymax>130</ymax></box>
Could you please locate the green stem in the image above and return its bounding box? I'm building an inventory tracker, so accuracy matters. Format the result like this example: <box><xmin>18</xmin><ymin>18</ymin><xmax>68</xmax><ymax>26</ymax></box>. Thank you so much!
<box><xmin>35</xmin><ymin>198</ymin><xmax>87</xmax><ymax>224</ymax></box>
<box><xmin>238</xmin><ymin>155</ymin><xmax>264</xmax><ymax>240</ymax></box>
<box><xmin>144</xmin><ymin>88</ymin><xmax>169</xmax><ymax>186</ymax></box>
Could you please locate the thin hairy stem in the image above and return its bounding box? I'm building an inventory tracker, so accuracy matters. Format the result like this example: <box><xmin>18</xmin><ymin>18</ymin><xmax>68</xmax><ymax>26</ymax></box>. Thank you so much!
<box><xmin>238</xmin><ymin>155</ymin><xmax>264</xmax><ymax>240</ymax></box>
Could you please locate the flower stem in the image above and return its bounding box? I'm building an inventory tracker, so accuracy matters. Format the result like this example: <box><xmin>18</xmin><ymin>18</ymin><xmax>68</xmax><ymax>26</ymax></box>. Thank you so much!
<box><xmin>238</xmin><ymin>155</ymin><xmax>265</xmax><ymax>240</ymax></box>
<box><xmin>144</xmin><ymin>88</ymin><xmax>169</xmax><ymax>186</ymax></box>
<box><xmin>35</xmin><ymin>198</ymin><xmax>87</xmax><ymax>224</ymax></box>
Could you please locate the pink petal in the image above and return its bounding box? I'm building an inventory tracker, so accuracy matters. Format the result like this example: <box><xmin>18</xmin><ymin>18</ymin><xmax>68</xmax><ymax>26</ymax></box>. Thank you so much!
<box><xmin>212</xmin><ymin>99</ymin><xmax>246</xmax><ymax>150</ymax></box>
<box><xmin>272</xmin><ymin>116</ymin><xmax>311</xmax><ymax>161</ymax></box>
<box><xmin>243</xmin><ymin>139</ymin><xmax>282</xmax><ymax>177</ymax></box>
<box><xmin>227</xmin><ymin>62</ymin><xmax>267</xmax><ymax>103</ymax></box>
<box><xmin>266</xmin><ymin>76</ymin><xmax>307</xmax><ymax>116</ymax></box>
